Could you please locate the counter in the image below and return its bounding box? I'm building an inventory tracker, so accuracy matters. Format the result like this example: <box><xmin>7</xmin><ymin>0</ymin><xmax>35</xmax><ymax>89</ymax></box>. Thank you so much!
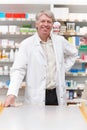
<box><xmin>0</xmin><ymin>105</ymin><xmax>87</xmax><ymax>130</ymax></box>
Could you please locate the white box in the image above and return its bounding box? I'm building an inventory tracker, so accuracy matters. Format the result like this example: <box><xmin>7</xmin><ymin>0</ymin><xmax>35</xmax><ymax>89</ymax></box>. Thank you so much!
<box><xmin>53</xmin><ymin>7</ymin><xmax>69</xmax><ymax>20</ymax></box>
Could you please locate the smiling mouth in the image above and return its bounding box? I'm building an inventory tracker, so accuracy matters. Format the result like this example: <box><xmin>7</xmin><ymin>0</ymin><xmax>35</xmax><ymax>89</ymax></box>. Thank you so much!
<box><xmin>43</xmin><ymin>28</ymin><xmax>49</xmax><ymax>31</ymax></box>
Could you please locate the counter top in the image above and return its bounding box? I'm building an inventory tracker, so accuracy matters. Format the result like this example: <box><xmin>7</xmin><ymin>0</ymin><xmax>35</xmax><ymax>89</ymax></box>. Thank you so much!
<box><xmin>0</xmin><ymin>105</ymin><xmax>87</xmax><ymax>130</ymax></box>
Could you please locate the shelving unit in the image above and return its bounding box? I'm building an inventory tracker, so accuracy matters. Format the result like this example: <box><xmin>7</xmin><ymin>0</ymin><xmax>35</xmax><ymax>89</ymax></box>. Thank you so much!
<box><xmin>0</xmin><ymin>4</ymin><xmax>50</xmax><ymax>98</ymax></box>
<box><xmin>51</xmin><ymin>4</ymin><xmax>87</xmax><ymax>104</ymax></box>
<box><xmin>0</xmin><ymin>3</ymin><xmax>87</xmax><ymax>105</ymax></box>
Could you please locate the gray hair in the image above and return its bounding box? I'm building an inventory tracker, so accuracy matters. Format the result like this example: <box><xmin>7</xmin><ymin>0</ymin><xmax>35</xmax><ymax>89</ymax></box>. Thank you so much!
<box><xmin>35</xmin><ymin>10</ymin><xmax>55</xmax><ymax>22</ymax></box>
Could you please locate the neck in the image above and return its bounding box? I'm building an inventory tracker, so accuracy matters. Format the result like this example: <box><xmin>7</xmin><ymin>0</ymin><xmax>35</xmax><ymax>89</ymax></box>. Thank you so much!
<box><xmin>38</xmin><ymin>33</ymin><xmax>50</xmax><ymax>42</ymax></box>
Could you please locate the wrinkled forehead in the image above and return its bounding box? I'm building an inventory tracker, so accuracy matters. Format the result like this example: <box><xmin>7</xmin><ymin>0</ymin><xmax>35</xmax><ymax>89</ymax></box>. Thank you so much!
<box><xmin>35</xmin><ymin>11</ymin><xmax>55</xmax><ymax>22</ymax></box>
<box><xmin>37</xmin><ymin>14</ymin><xmax>53</xmax><ymax>20</ymax></box>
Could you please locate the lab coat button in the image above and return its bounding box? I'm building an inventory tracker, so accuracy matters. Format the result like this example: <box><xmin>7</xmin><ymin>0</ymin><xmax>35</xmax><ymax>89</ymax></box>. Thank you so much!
<box><xmin>44</xmin><ymin>76</ymin><xmax>46</xmax><ymax>79</ymax></box>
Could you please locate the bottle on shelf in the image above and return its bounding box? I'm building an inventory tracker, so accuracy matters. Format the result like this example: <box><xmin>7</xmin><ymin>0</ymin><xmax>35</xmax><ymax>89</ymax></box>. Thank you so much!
<box><xmin>9</xmin><ymin>49</ymin><xmax>14</xmax><ymax>61</ymax></box>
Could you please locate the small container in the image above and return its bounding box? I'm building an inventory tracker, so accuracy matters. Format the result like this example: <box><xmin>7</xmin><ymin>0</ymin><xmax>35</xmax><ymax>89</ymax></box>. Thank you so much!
<box><xmin>53</xmin><ymin>21</ymin><xmax>61</xmax><ymax>33</ymax></box>
<box><xmin>3</xmin><ymin>66</ymin><xmax>8</xmax><ymax>75</ymax></box>
<box><xmin>9</xmin><ymin>49</ymin><xmax>15</xmax><ymax>61</ymax></box>
<box><xmin>76</xmin><ymin>26</ymin><xmax>80</xmax><ymax>33</ymax></box>
<box><xmin>69</xmin><ymin>90</ymin><xmax>74</xmax><ymax>99</ymax></box>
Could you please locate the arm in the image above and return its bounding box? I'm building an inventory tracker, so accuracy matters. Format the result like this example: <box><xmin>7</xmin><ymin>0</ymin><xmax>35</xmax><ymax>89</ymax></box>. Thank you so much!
<box><xmin>63</xmin><ymin>37</ymin><xmax>78</xmax><ymax>72</ymax></box>
<box><xmin>4</xmin><ymin>95</ymin><xmax>16</xmax><ymax>107</ymax></box>
<box><xmin>4</xmin><ymin>42</ymin><xmax>28</xmax><ymax>107</ymax></box>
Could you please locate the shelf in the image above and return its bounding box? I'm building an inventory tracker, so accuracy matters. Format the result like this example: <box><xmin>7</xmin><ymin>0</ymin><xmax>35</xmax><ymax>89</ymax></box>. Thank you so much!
<box><xmin>79</xmin><ymin>45</ymin><xmax>87</xmax><ymax>51</ymax></box>
<box><xmin>0</xmin><ymin>60</ymin><xmax>13</xmax><ymax>63</ymax></box>
<box><xmin>0</xmin><ymin>18</ymin><xmax>35</xmax><ymax>22</ymax></box>
<box><xmin>66</xmin><ymin>72</ymin><xmax>87</xmax><ymax>77</ymax></box>
<box><xmin>0</xmin><ymin>32</ymin><xmax>35</xmax><ymax>36</ymax></box>
<box><xmin>0</xmin><ymin>87</ymin><xmax>25</xmax><ymax>96</ymax></box>
<box><xmin>0</xmin><ymin>73</ymin><xmax>10</xmax><ymax>76</ymax></box>
<box><xmin>0</xmin><ymin>81</ymin><xmax>26</xmax><ymax>89</ymax></box>
<box><xmin>76</xmin><ymin>59</ymin><xmax>87</xmax><ymax>63</ymax></box>
<box><xmin>66</xmin><ymin>87</ymin><xmax>84</xmax><ymax>91</ymax></box>
<box><xmin>58</xmin><ymin>19</ymin><xmax>87</xmax><ymax>22</ymax></box>
<box><xmin>67</xmin><ymin>98</ymin><xmax>82</xmax><ymax>105</ymax></box>
<box><xmin>58</xmin><ymin>32</ymin><xmax>87</xmax><ymax>37</ymax></box>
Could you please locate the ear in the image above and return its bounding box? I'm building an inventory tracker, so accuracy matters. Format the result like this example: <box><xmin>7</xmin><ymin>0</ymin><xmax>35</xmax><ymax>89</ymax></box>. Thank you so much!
<box><xmin>35</xmin><ymin>21</ymin><xmax>38</xmax><ymax>29</ymax></box>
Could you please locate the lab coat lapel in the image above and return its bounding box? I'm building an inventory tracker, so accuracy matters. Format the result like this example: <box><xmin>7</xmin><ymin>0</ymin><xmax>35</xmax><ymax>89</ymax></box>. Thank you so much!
<box><xmin>33</xmin><ymin>33</ymin><xmax>47</xmax><ymax>64</ymax></box>
<box><xmin>51</xmin><ymin>35</ymin><xmax>60</xmax><ymax>72</ymax></box>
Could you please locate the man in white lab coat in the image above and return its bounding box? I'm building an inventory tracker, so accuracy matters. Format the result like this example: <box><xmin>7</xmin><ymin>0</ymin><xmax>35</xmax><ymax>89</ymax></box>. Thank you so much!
<box><xmin>4</xmin><ymin>10</ymin><xmax>78</xmax><ymax>107</ymax></box>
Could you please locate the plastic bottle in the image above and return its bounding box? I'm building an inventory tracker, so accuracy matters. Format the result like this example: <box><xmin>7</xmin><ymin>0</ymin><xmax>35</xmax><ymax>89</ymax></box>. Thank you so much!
<box><xmin>9</xmin><ymin>49</ymin><xmax>14</xmax><ymax>61</ymax></box>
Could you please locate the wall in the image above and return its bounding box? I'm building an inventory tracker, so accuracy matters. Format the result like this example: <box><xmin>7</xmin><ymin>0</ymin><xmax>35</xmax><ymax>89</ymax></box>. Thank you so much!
<box><xmin>0</xmin><ymin>0</ymin><xmax>87</xmax><ymax>5</ymax></box>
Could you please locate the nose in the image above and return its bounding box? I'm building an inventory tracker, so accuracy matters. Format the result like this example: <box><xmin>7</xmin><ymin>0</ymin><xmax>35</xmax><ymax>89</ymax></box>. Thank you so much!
<box><xmin>44</xmin><ymin>21</ymin><xmax>48</xmax><ymax>26</ymax></box>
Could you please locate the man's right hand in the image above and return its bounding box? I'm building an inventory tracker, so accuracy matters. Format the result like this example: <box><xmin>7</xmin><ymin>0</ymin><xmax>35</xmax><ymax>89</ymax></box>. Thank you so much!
<box><xmin>4</xmin><ymin>95</ymin><xmax>16</xmax><ymax>107</ymax></box>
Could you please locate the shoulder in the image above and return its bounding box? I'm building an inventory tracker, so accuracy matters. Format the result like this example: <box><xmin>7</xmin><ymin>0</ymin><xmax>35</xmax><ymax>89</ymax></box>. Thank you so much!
<box><xmin>51</xmin><ymin>33</ymin><xmax>67</xmax><ymax>45</ymax></box>
<box><xmin>17</xmin><ymin>35</ymin><xmax>35</xmax><ymax>54</ymax></box>
<box><xmin>18</xmin><ymin>34</ymin><xmax>36</xmax><ymax>51</ymax></box>
<box><xmin>21</xmin><ymin>35</ymin><xmax>34</xmax><ymax>46</ymax></box>
<box><xmin>51</xmin><ymin>33</ymin><xmax>65</xmax><ymax>41</ymax></box>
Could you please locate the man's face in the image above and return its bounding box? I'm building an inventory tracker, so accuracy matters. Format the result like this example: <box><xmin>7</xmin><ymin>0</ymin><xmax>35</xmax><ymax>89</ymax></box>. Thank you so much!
<box><xmin>35</xmin><ymin>14</ymin><xmax>53</xmax><ymax>37</ymax></box>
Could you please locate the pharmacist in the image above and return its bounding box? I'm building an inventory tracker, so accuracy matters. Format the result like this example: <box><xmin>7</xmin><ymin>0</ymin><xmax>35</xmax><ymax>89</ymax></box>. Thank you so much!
<box><xmin>4</xmin><ymin>10</ymin><xmax>78</xmax><ymax>107</ymax></box>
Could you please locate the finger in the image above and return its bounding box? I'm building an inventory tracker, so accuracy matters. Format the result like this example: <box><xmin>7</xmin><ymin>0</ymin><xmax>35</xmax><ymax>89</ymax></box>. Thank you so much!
<box><xmin>14</xmin><ymin>102</ymin><xmax>23</xmax><ymax>107</ymax></box>
<box><xmin>3</xmin><ymin>102</ymin><xmax>12</xmax><ymax>107</ymax></box>
<box><xmin>5</xmin><ymin>103</ymin><xmax>15</xmax><ymax>107</ymax></box>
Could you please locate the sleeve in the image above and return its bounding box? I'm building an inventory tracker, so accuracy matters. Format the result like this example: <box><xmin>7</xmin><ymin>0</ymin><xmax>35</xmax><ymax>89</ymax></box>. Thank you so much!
<box><xmin>63</xmin><ymin>37</ymin><xmax>78</xmax><ymax>72</ymax></box>
<box><xmin>7</xmin><ymin>42</ymin><xmax>28</xmax><ymax>97</ymax></box>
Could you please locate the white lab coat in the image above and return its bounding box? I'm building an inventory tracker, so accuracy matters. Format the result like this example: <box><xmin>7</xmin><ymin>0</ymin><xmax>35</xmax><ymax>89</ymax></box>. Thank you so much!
<box><xmin>7</xmin><ymin>32</ymin><xmax>78</xmax><ymax>105</ymax></box>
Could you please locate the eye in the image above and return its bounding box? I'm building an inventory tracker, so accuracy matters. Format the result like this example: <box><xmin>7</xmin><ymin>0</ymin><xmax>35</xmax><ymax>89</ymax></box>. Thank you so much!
<box><xmin>47</xmin><ymin>21</ymin><xmax>52</xmax><ymax>24</ymax></box>
<box><xmin>41</xmin><ymin>20</ymin><xmax>45</xmax><ymax>23</ymax></box>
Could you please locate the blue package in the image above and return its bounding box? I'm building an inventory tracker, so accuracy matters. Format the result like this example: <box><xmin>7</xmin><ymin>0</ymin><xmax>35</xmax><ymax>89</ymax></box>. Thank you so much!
<box><xmin>0</xmin><ymin>12</ymin><xmax>5</xmax><ymax>18</ymax></box>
